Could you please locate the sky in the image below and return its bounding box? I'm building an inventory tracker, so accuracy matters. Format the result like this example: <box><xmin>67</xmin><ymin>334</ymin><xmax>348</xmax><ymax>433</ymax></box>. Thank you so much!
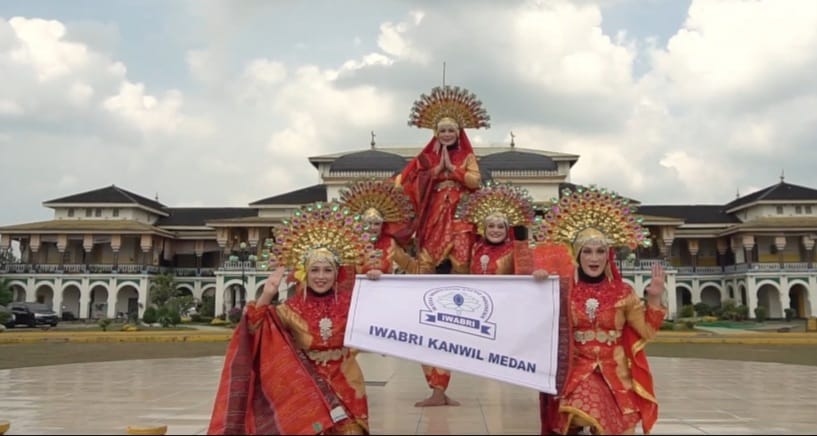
<box><xmin>2</xmin><ymin>0</ymin><xmax>817</xmax><ymax>227</ymax></box>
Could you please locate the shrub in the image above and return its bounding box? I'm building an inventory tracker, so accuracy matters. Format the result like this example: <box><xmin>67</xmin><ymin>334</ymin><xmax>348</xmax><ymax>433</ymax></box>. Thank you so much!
<box><xmin>754</xmin><ymin>306</ymin><xmax>767</xmax><ymax>323</ymax></box>
<box><xmin>784</xmin><ymin>308</ymin><xmax>795</xmax><ymax>322</ymax></box>
<box><xmin>684</xmin><ymin>320</ymin><xmax>695</xmax><ymax>330</ymax></box>
<box><xmin>157</xmin><ymin>305</ymin><xmax>181</xmax><ymax>327</ymax></box>
<box><xmin>735</xmin><ymin>305</ymin><xmax>749</xmax><ymax>321</ymax></box>
<box><xmin>693</xmin><ymin>302</ymin><xmax>712</xmax><ymax>317</ymax></box>
<box><xmin>680</xmin><ymin>304</ymin><xmax>695</xmax><ymax>318</ymax></box>
<box><xmin>190</xmin><ymin>314</ymin><xmax>203</xmax><ymax>323</ymax></box>
<box><xmin>0</xmin><ymin>310</ymin><xmax>11</xmax><ymax>326</ymax></box>
<box><xmin>97</xmin><ymin>318</ymin><xmax>112</xmax><ymax>332</ymax></box>
<box><xmin>228</xmin><ymin>307</ymin><xmax>242</xmax><ymax>324</ymax></box>
<box><xmin>201</xmin><ymin>295</ymin><xmax>215</xmax><ymax>317</ymax></box>
<box><xmin>659</xmin><ymin>321</ymin><xmax>675</xmax><ymax>331</ymax></box>
<box><xmin>210</xmin><ymin>318</ymin><xmax>228</xmax><ymax>326</ymax></box>
<box><xmin>142</xmin><ymin>306</ymin><xmax>159</xmax><ymax>325</ymax></box>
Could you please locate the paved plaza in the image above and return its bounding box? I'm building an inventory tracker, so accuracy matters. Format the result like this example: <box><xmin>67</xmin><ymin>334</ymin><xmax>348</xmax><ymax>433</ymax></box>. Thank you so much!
<box><xmin>1</xmin><ymin>352</ymin><xmax>816</xmax><ymax>435</ymax></box>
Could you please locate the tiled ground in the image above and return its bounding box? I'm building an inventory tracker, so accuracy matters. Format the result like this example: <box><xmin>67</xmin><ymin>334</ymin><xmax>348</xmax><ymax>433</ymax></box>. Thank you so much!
<box><xmin>1</xmin><ymin>353</ymin><xmax>815</xmax><ymax>434</ymax></box>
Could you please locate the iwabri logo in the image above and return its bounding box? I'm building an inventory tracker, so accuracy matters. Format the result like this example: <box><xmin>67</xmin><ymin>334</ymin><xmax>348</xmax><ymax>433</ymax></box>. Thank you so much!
<box><xmin>419</xmin><ymin>286</ymin><xmax>496</xmax><ymax>340</ymax></box>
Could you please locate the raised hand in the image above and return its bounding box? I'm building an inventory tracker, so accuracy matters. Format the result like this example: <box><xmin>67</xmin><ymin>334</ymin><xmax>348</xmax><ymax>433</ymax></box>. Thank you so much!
<box><xmin>645</xmin><ymin>263</ymin><xmax>665</xmax><ymax>304</ymax></box>
<box><xmin>263</xmin><ymin>266</ymin><xmax>286</xmax><ymax>299</ymax></box>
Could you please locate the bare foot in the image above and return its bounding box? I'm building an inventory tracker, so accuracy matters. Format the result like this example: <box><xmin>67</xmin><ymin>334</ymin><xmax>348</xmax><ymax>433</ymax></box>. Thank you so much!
<box><xmin>444</xmin><ymin>395</ymin><xmax>460</xmax><ymax>406</ymax></box>
<box><xmin>414</xmin><ymin>391</ymin><xmax>460</xmax><ymax>407</ymax></box>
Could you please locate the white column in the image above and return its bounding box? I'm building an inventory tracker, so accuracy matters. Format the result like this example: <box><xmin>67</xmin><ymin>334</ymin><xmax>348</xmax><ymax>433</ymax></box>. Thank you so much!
<box><xmin>138</xmin><ymin>277</ymin><xmax>149</xmax><ymax>318</ymax></box>
<box><xmin>808</xmin><ymin>276</ymin><xmax>817</xmax><ymax>318</ymax></box>
<box><xmin>691</xmin><ymin>278</ymin><xmax>701</xmax><ymax>304</ymax></box>
<box><xmin>106</xmin><ymin>278</ymin><xmax>117</xmax><ymax>319</ymax></box>
<box><xmin>779</xmin><ymin>276</ymin><xmax>791</xmax><ymax>318</ymax></box>
<box><xmin>747</xmin><ymin>276</ymin><xmax>759</xmax><ymax>319</ymax></box>
<box><xmin>26</xmin><ymin>277</ymin><xmax>36</xmax><ymax>302</ymax></box>
<box><xmin>79</xmin><ymin>281</ymin><xmax>91</xmax><ymax>319</ymax></box>
<box><xmin>215</xmin><ymin>274</ymin><xmax>225</xmax><ymax>317</ymax></box>
<box><xmin>53</xmin><ymin>278</ymin><xmax>63</xmax><ymax>315</ymax></box>
<box><xmin>666</xmin><ymin>273</ymin><xmax>678</xmax><ymax>319</ymax></box>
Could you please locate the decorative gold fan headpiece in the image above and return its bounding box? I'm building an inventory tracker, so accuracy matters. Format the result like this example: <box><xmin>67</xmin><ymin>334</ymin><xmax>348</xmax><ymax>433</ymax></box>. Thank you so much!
<box><xmin>456</xmin><ymin>181</ymin><xmax>536</xmax><ymax>237</ymax></box>
<box><xmin>407</xmin><ymin>86</ymin><xmax>491</xmax><ymax>131</ymax></box>
<box><xmin>532</xmin><ymin>185</ymin><xmax>651</xmax><ymax>255</ymax></box>
<box><xmin>339</xmin><ymin>178</ymin><xmax>415</xmax><ymax>224</ymax></box>
<box><xmin>267</xmin><ymin>201</ymin><xmax>366</xmax><ymax>282</ymax></box>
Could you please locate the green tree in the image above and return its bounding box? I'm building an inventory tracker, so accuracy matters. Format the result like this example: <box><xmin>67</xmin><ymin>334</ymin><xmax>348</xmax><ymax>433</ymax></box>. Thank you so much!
<box><xmin>148</xmin><ymin>273</ymin><xmax>193</xmax><ymax>326</ymax></box>
<box><xmin>0</xmin><ymin>278</ymin><xmax>13</xmax><ymax>306</ymax></box>
<box><xmin>149</xmin><ymin>273</ymin><xmax>178</xmax><ymax>307</ymax></box>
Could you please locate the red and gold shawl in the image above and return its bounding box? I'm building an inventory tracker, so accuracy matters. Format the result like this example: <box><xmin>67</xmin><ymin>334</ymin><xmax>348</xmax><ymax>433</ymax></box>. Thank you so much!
<box><xmin>207</xmin><ymin>309</ymin><xmax>346</xmax><ymax>435</ymax></box>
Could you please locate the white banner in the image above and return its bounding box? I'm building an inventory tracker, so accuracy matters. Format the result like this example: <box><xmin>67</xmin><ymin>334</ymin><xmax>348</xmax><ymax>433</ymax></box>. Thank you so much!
<box><xmin>344</xmin><ymin>274</ymin><xmax>561</xmax><ymax>394</ymax></box>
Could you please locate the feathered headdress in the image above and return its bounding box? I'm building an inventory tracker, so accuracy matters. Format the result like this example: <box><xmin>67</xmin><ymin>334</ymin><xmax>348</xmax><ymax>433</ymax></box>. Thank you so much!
<box><xmin>407</xmin><ymin>86</ymin><xmax>491</xmax><ymax>130</ymax></box>
<box><xmin>339</xmin><ymin>178</ymin><xmax>415</xmax><ymax>225</ymax></box>
<box><xmin>533</xmin><ymin>185</ymin><xmax>651</xmax><ymax>255</ymax></box>
<box><xmin>456</xmin><ymin>181</ymin><xmax>536</xmax><ymax>237</ymax></box>
<box><xmin>265</xmin><ymin>201</ymin><xmax>366</xmax><ymax>283</ymax></box>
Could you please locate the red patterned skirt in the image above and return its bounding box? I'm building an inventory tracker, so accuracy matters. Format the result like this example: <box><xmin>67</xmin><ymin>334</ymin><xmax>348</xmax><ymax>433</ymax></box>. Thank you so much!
<box><xmin>557</xmin><ymin>370</ymin><xmax>640</xmax><ymax>434</ymax></box>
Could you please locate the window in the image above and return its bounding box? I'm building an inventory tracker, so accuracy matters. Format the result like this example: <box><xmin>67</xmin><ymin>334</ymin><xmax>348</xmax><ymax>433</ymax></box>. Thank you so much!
<box><xmin>85</xmin><ymin>208</ymin><xmax>92</xmax><ymax>217</ymax></box>
<box><xmin>94</xmin><ymin>208</ymin><xmax>102</xmax><ymax>217</ymax></box>
<box><xmin>795</xmin><ymin>205</ymin><xmax>803</xmax><ymax>214</ymax></box>
<box><xmin>776</xmin><ymin>206</ymin><xmax>783</xmax><ymax>214</ymax></box>
<box><xmin>67</xmin><ymin>208</ymin><xmax>74</xmax><ymax>217</ymax></box>
<box><xmin>113</xmin><ymin>208</ymin><xmax>119</xmax><ymax>217</ymax></box>
<box><xmin>807</xmin><ymin>205</ymin><xmax>813</xmax><ymax>214</ymax></box>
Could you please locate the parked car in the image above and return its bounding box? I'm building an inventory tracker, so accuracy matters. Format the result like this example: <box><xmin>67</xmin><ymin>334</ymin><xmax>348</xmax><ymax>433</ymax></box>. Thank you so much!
<box><xmin>4</xmin><ymin>302</ymin><xmax>60</xmax><ymax>328</ymax></box>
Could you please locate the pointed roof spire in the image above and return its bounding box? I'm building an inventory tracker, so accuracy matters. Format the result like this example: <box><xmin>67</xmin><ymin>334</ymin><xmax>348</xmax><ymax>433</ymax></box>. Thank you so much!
<box><xmin>370</xmin><ymin>131</ymin><xmax>376</xmax><ymax>149</ymax></box>
<box><xmin>509</xmin><ymin>131</ymin><xmax>516</xmax><ymax>148</ymax></box>
<box><xmin>780</xmin><ymin>169</ymin><xmax>785</xmax><ymax>183</ymax></box>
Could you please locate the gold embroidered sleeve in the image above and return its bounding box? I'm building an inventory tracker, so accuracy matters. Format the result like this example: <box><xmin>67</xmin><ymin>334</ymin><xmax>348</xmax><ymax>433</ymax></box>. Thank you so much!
<box><xmin>391</xmin><ymin>239</ymin><xmax>419</xmax><ymax>274</ymax></box>
<box><xmin>623</xmin><ymin>291</ymin><xmax>666</xmax><ymax>341</ymax></box>
<box><xmin>495</xmin><ymin>251</ymin><xmax>515</xmax><ymax>275</ymax></box>
<box><xmin>462</xmin><ymin>154</ymin><xmax>481</xmax><ymax>190</ymax></box>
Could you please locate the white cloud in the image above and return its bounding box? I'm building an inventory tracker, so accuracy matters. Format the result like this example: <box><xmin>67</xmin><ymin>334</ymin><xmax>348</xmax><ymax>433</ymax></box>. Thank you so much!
<box><xmin>3</xmin><ymin>0</ymin><xmax>817</xmax><ymax>226</ymax></box>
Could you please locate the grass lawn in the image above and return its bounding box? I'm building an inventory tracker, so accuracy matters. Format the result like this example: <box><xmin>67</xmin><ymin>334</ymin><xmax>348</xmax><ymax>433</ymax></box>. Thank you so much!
<box><xmin>2</xmin><ymin>341</ymin><xmax>817</xmax><ymax>370</ymax></box>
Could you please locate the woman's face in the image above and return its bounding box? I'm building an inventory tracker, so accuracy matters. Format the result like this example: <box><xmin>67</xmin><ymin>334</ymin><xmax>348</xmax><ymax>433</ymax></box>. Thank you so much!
<box><xmin>579</xmin><ymin>241</ymin><xmax>608</xmax><ymax>278</ymax></box>
<box><xmin>366</xmin><ymin>220</ymin><xmax>383</xmax><ymax>239</ymax></box>
<box><xmin>306</xmin><ymin>260</ymin><xmax>338</xmax><ymax>294</ymax></box>
<box><xmin>485</xmin><ymin>220</ymin><xmax>508</xmax><ymax>244</ymax></box>
<box><xmin>437</xmin><ymin>123</ymin><xmax>459</xmax><ymax>147</ymax></box>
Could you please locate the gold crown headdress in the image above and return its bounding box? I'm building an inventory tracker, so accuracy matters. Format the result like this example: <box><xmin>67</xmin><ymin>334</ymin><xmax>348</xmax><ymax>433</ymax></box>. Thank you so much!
<box><xmin>532</xmin><ymin>185</ymin><xmax>651</xmax><ymax>254</ymax></box>
<box><xmin>339</xmin><ymin>178</ymin><xmax>416</xmax><ymax>225</ymax></box>
<box><xmin>407</xmin><ymin>86</ymin><xmax>491</xmax><ymax>130</ymax></box>
<box><xmin>456</xmin><ymin>181</ymin><xmax>536</xmax><ymax>236</ymax></box>
<box><xmin>266</xmin><ymin>201</ymin><xmax>366</xmax><ymax>282</ymax></box>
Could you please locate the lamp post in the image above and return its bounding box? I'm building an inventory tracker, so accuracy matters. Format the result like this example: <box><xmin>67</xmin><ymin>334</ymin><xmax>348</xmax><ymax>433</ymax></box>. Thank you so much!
<box><xmin>228</xmin><ymin>241</ymin><xmax>257</xmax><ymax>309</ymax></box>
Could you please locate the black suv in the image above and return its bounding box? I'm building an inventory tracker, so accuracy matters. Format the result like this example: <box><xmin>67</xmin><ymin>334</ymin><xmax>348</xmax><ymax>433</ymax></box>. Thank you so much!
<box><xmin>4</xmin><ymin>302</ymin><xmax>60</xmax><ymax>328</ymax></box>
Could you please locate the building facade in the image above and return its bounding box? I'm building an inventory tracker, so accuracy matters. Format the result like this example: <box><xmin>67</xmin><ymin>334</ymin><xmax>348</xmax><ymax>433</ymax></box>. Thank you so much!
<box><xmin>1</xmin><ymin>145</ymin><xmax>815</xmax><ymax>320</ymax></box>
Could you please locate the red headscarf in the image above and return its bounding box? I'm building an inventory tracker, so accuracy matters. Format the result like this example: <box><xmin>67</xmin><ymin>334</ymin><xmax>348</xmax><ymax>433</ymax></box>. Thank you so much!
<box><xmin>397</xmin><ymin>128</ymin><xmax>476</xmax><ymax>246</ymax></box>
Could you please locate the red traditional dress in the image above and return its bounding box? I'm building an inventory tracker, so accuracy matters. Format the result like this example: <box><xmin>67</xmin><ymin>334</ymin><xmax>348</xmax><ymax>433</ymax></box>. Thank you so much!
<box><xmin>396</xmin><ymin>129</ymin><xmax>481</xmax><ymax>274</ymax></box>
<box><xmin>551</xmin><ymin>274</ymin><xmax>664</xmax><ymax>434</ymax></box>
<box><xmin>208</xmin><ymin>266</ymin><xmax>368</xmax><ymax>435</ymax></box>
<box><xmin>469</xmin><ymin>238</ymin><xmax>515</xmax><ymax>275</ymax></box>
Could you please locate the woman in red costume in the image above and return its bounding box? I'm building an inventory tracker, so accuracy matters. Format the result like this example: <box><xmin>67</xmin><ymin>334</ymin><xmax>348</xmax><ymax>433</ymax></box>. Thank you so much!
<box><xmin>208</xmin><ymin>201</ymin><xmax>370</xmax><ymax>435</ymax></box>
<box><xmin>394</xmin><ymin>85</ymin><xmax>490</xmax><ymax>407</ymax></box>
<box><xmin>338</xmin><ymin>178</ymin><xmax>419</xmax><ymax>276</ymax></box>
<box><xmin>537</xmin><ymin>186</ymin><xmax>666</xmax><ymax>435</ymax></box>
<box><xmin>456</xmin><ymin>181</ymin><xmax>544</xmax><ymax>277</ymax></box>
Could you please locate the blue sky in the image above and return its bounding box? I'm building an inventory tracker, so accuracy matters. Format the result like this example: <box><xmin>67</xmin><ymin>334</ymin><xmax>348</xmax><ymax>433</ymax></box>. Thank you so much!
<box><xmin>1</xmin><ymin>0</ymin><xmax>816</xmax><ymax>227</ymax></box>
